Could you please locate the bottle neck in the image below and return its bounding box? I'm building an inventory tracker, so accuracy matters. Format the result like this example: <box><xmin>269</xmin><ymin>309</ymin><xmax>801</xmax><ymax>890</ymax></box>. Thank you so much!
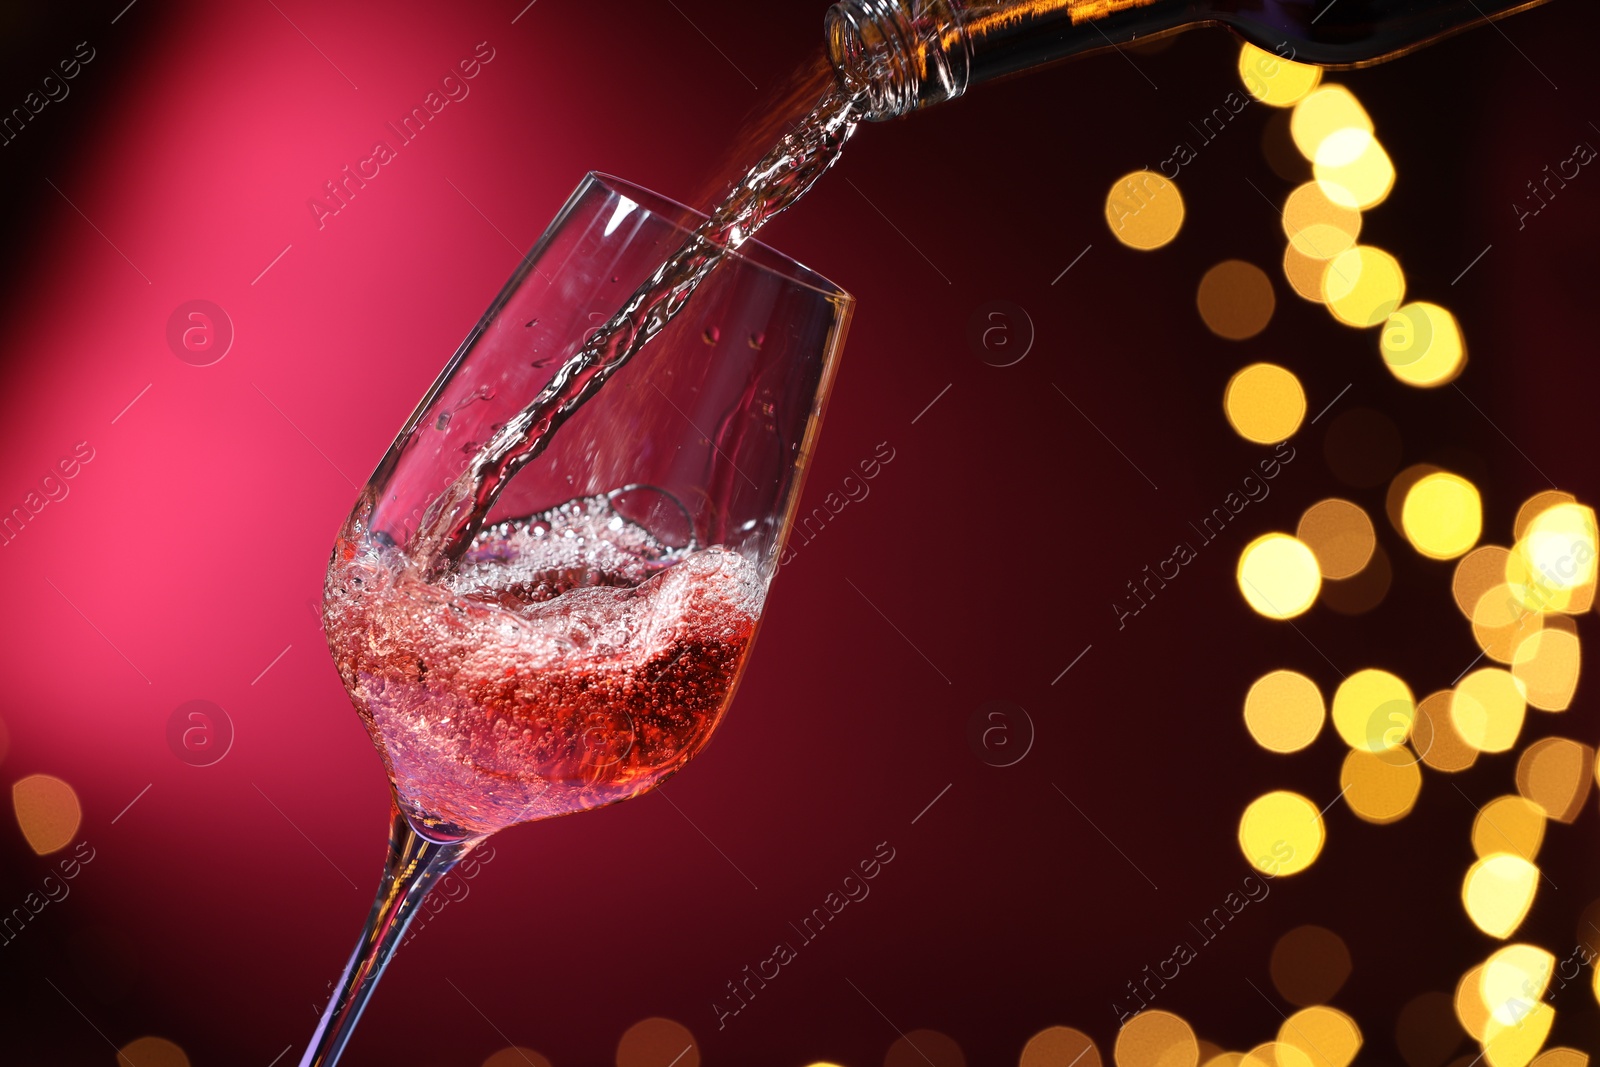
<box><xmin>826</xmin><ymin>0</ymin><xmax>1552</xmax><ymax>120</ymax></box>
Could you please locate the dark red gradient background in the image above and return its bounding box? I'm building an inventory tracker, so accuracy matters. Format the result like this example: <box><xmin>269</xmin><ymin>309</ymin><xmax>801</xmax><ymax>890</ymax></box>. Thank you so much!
<box><xmin>1</xmin><ymin>1</ymin><xmax>1598</xmax><ymax>1064</ymax></box>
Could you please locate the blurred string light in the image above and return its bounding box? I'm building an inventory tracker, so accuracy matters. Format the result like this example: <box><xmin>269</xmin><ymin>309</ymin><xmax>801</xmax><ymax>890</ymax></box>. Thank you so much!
<box><xmin>1105</xmin><ymin>169</ymin><xmax>1185</xmax><ymax>249</ymax></box>
<box><xmin>1239</xmin><ymin>791</ymin><xmax>1324</xmax><ymax>875</ymax></box>
<box><xmin>1020</xmin><ymin>1027</ymin><xmax>1100</xmax><ymax>1067</ymax></box>
<box><xmin>1463</xmin><ymin>853</ymin><xmax>1539</xmax><ymax>938</ymax></box>
<box><xmin>1270</xmin><ymin>926</ymin><xmax>1352</xmax><ymax>1006</ymax></box>
<box><xmin>1296</xmin><ymin>499</ymin><xmax>1376</xmax><ymax>580</ymax></box>
<box><xmin>116</xmin><ymin>1037</ymin><xmax>190</xmax><ymax>1067</ymax></box>
<box><xmin>885</xmin><ymin>1029</ymin><xmax>964</xmax><ymax>1067</ymax></box>
<box><xmin>1401</xmin><ymin>471</ymin><xmax>1483</xmax><ymax>560</ymax></box>
<box><xmin>1516</xmin><ymin>738</ymin><xmax>1593</xmax><ymax>821</ymax></box>
<box><xmin>1381</xmin><ymin>302</ymin><xmax>1466</xmax><ymax>386</ymax></box>
<box><xmin>1113</xmin><ymin>1010</ymin><xmax>1196</xmax><ymax>1067</ymax></box>
<box><xmin>1330</xmin><ymin>669</ymin><xmax>1413</xmax><ymax>752</ymax></box>
<box><xmin>1197</xmin><ymin>259</ymin><xmax>1276</xmax><ymax>340</ymax></box>
<box><xmin>1412</xmin><ymin>690</ymin><xmax>1480</xmax><ymax>773</ymax></box>
<box><xmin>1323</xmin><ymin>246</ymin><xmax>1405</xmax><ymax>327</ymax></box>
<box><xmin>1065</xmin><ymin>49</ymin><xmax>1600</xmax><ymax>1067</ymax></box>
<box><xmin>1471</xmin><ymin>795</ymin><xmax>1546</xmax><ymax>861</ymax></box>
<box><xmin>1238</xmin><ymin>43</ymin><xmax>1321</xmax><ymax>107</ymax></box>
<box><xmin>1340</xmin><ymin>747</ymin><xmax>1422</xmax><ymax>824</ymax></box>
<box><xmin>1262</xmin><ymin>58</ymin><xmax>1472</xmax><ymax>386</ymax></box>
<box><xmin>616</xmin><ymin>1018</ymin><xmax>698</xmax><ymax>1067</ymax></box>
<box><xmin>1244</xmin><ymin>670</ymin><xmax>1325</xmax><ymax>753</ymax></box>
<box><xmin>1224</xmin><ymin>363</ymin><xmax>1306</xmax><ymax>444</ymax></box>
<box><xmin>483</xmin><ymin>1050</ymin><xmax>553</xmax><ymax>1067</ymax></box>
<box><xmin>1452</xmin><ymin>668</ymin><xmax>1527</xmax><ymax>754</ymax></box>
<box><xmin>12</xmin><ymin>773</ymin><xmax>81</xmax><ymax>855</ymax></box>
<box><xmin>1237</xmin><ymin>533</ymin><xmax>1321</xmax><ymax>618</ymax></box>
<box><xmin>1278</xmin><ymin>1006</ymin><xmax>1361</xmax><ymax>1067</ymax></box>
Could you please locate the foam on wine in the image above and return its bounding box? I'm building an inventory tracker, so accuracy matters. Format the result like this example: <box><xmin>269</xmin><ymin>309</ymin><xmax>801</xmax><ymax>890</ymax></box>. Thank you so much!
<box><xmin>326</xmin><ymin>494</ymin><xmax>765</xmax><ymax>835</ymax></box>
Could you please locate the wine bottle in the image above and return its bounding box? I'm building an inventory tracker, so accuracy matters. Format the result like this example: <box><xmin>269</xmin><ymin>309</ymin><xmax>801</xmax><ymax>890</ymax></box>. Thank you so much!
<box><xmin>826</xmin><ymin>0</ymin><xmax>1551</xmax><ymax>119</ymax></box>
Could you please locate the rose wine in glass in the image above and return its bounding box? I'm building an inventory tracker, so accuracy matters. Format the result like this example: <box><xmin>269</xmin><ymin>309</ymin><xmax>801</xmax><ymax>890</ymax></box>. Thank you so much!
<box><xmin>299</xmin><ymin>165</ymin><xmax>854</xmax><ymax>1066</ymax></box>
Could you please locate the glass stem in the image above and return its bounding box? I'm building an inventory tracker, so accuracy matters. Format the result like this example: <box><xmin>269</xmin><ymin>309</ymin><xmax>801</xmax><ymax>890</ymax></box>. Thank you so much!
<box><xmin>298</xmin><ymin>804</ymin><xmax>485</xmax><ymax>1067</ymax></box>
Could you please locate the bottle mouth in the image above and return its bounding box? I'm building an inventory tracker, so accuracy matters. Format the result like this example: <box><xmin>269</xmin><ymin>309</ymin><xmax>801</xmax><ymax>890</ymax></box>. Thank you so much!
<box><xmin>825</xmin><ymin>0</ymin><xmax>970</xmax><ymax>120</ymax></box>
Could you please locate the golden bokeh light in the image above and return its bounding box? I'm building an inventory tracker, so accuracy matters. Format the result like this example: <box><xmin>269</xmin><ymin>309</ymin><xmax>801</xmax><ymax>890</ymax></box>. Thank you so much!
<box><xmin>1463</xmin><ymin>854</ymin><xmax>1539</xmax><ymax>939</ymax></box>
<box><xmin>1341</xmin><ymin>747</ymin><xmax>1422</xmax><ymax>824</ymax></box>
<box><xmin>117</xmin><ymin>1038</ymin><xmax>191</xmax><ymax>1067</ymax></box>
<box><xmin>1271</xmin><ymin>925</ymin><xmax>1352</xmax><ymax>1006</ymax></box>
<box><xmin>1237</xmin><ymin>533</ymin><xmax>1322</xmax><ymax>619</ymax></box>
<box><xmin>1114</xmin><ymin>1012</ymin><xmax>1199</xmax><ymax>1067</ymax></box>
<box><xmin>1481</xmin><ymin>944</ymin><xmax>1554</xmax><ymax>1026</ymax></box>
<box><xmin>1455</xmin><ymin>546</ymin><xmax>1513</xmax><ymax>618</ymax></box>
<box><xmin>1320</xmin><ymin>542</ymin><xmax>1392</xmax><ymax>615</ymax></box>
<box><xmin>1297</xmin><ymin>498</ymin><xmax>1376</xmax><ymax>579</ymax></box>
<box><xmin>1512</xmin><ymin>629</ymin><xmax>1581</xmax><ymax>711</ymax></box>
<box><xmin>484</xmin><ymin>1049</ymin><xmax>553</xmax><ymax>1067</ymax></box>
<box><xmin>1022</xmin><ymin>1027</ymin><xmax>1101</xmax><ymax>1067</ymax></box>
<box><xmin>1314</xmin><ymin>129</ymin><xmax>1396</xmax><ymax>210</ymax></box>
<box><xmin>1483</xmin><ymin>1000</ymin><xmax>1553</xmax><ymax>1067</ymax></box>
<box><xmin>617</xmin><ymin>1018</ymin><xmax>699</xmax><ymax>1067</ymax></box>
<box><xmin>1244</xmin><ymin>670</ymin><xmax>1325</xmax><ymax>754</ymax></box>
<box><xmin>1240</xmin><ymin>791</ymin><xmax>1324</xmax><ymax>876</ymax></box>
<box><xmin>1472</xmin><ymin>583</ymin><xmax>1543</xmax><ymax>664</ymax></box>
<box><xmin>1529</xmin><ymin>1050</ymin><xmax>1588</xmax><ymax>1067</ymax></box>
<box><xmin>1239</xmin><ymin>43</ymin><xmax>1322</xmax><ymax>106</ymax></box>
<box><xmin>1471</xmin><ymin>795</ymin><xmax>1546</xmax><ymax>863</ymax></box>
<box><xmin>1331</xmin><ymin>668</ymin><xmax>1414</xmax><ymax>752</ymax></box>
<box><xmin>1412</xmin><ymin>690</ymin><xmax>1480</xmax><ymax>773</ymax></box>
<box><xmin>1278</xmin><ymin>1006</ymin><xmax>1361</xmax><ymax>1067</ymax></box>
<box><xmin>12</xmin><ymin>773</ymin><xmax>82</xmax><ymax>855</ymax></box>
<box><xmin>1323</xmin><ymin>246</ymin><xmax>1406</xmax><ymax>328</ymax></box>
<box><xmin>1381</xmin><ymin>302</ymin><xmax>1466</xmax><ymax>387</ymax></box>
<box><xmin>1513</xmin><ymin>502</ymin><xmax>1598</xmax><ymax>605</ymax></box>
<box><xmin>886</xmin><ymin>1030</ymin><xmax>966</xmax><ymax>1067</ymax></box>
<box><xmin>1245</xmin><ymin>1043</ymin><xmax>1314</xmax><ymax>1067</ymax></box>
<box><xmin>1456</xmin><ymin>965</ymin><xmax>1492</xmax><ymax>1041</ymax></box>
<box><xmin>1397</xmin><ymin>992</ymin><xmax>1466</xmax><ymax>1067</ymax></box>
<box><xmin>1290</xmin><ymin>85</ymin><xmax>1372</xmax><ymax>161</ymax></box>
<box><xmin>1282</xmin><ymin>182</ymin><xmax>1361</xmax><ymax>260</ymax></box>
<box><xmin>1200</xmin><ymin>1053</ymin><xmax>1242</xmax><ymax>1067</ymax></box>
<box><xmin>1224</xmin><ymin>363</ymin><xmax>1307</xmax><ymax>444</ymax></box>
<box><xmin>1282</xmin><ymin>243</ymin><xmax>1330</xmax><ymax>303</ymax></box>
<box><xmin>1516</xmin><ymin>738</ymin><xmax>1593</xmax><ymax>823</ymax></box>
<box><xmin>1106</xmin><ymin>170</ymin><xmax>1185</xmax><ymax>250</ymax></box>
<box><xmin>1197</xmin><ymin>260</ymin><xmax>1277</xmax><ymax>340</ymax></box>
<box><xmin>1401</xmin><ymin>471</ymin><xmax>1482</xmax><ymax>560</ymax></box>
<box><xmin>1515</xmin><ymin>491</ymin><xmax>1577</xmax><ymax>541</ymax></box>
<box><xmin>1451</xmin><ymin>668</ymin><xmax>1527</xmax><ymax>754</ymax></box>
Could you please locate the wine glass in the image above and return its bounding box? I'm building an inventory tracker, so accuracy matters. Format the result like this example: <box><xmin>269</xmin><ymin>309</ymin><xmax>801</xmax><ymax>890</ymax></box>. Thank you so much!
<box><xmin>301</xmin><ymin>172</ymin><xmax>853</xmax><ymax>1066</ymax></box>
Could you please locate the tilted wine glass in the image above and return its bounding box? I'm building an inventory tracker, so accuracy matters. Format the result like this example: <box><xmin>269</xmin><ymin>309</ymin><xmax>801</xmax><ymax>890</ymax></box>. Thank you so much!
<box><xmin>300</xmin><ymin>172</ymin><xmax>852</xmax><ymax>1066</ymax></box>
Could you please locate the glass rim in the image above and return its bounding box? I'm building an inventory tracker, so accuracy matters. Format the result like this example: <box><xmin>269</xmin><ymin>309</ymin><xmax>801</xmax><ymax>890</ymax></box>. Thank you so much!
<box><xmin>586</xmin><ymin>171</ymin><xmax>853</xmax><ymax>304</ymax></box>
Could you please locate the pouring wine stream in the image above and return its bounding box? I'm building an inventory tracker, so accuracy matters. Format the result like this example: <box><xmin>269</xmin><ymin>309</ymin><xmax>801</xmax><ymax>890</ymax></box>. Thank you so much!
<box><xmin>410</xmin><ymin>75</ymin><xmax>865</xmax><ymax>579</ymax></box>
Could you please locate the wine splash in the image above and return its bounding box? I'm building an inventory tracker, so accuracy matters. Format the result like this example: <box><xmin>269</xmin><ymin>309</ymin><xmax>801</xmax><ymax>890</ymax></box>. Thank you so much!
<box><xmin>327</xmin><ymin>492</ymin><xmax>763</xmax><ymax>835</ymax></box>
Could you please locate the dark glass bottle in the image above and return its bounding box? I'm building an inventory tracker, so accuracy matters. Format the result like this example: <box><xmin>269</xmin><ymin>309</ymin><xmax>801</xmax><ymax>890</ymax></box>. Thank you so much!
<box><xmin>826</xmin><ymin>0</ymin><xmax>1551</xmax><ymax>118</ymax></box>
